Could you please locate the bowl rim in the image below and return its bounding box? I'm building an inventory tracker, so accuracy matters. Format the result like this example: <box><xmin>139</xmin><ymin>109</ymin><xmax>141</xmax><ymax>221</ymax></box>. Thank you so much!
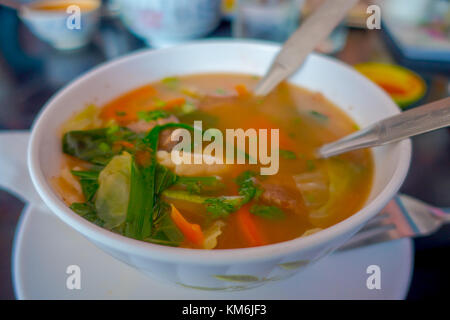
<box><xmin>28</xmin><ymin>39</ymin><xmax>412</xmax><ymax>264</ymax></box>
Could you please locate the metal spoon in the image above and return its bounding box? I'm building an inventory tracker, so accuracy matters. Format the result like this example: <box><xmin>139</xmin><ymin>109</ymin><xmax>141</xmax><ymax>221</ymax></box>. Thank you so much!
<box><xmin>317</xmin><ymin>97</ymin><xmax>450</xmax><ymax>158</ymax></box>
<box><xmin>254</xmin><ymin>0</ymin><xmax>360</xmax><ymax>96</ymax></box>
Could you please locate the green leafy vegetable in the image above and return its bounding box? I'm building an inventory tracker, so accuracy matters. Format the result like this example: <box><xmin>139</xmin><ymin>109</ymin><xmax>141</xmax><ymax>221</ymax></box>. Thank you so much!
<box><xmin>204</xmin><ymin>197</ymin><xmax>242</xmax><ymax>219</ymax></box>
<box><xmin>155</xmin><ymin>164</ymin><xmax>178</xmax><ymax>195</ymax></box>
<box><xmin>70</xmin><ymin>202</ymin><xmax>104</xmax><ymax>226</ymax></box>
<box><xmin>71</xmin><ymin>170</ymin><xmax>99</xmax><ymax>201</ymax></box>
<box><xmin>279</xmin><ymin>149</ymin><xmax>297</xmax><ymax>160</ymax></box>
<box><xmin>176</xmin><ymin>176</ymin><xmax>224</xmax><ymax>194</ymax></box>
<box><xmin>306</xmin><ymin>159</ymin><xmax>316</xmax><ymax>171</ymax></box>
<box><xmin>125</xmin><ymin>122</ymin><xmax>198</xmax><ymax>240</ymax></box>
<box><xmin>161</xmin><ymin>77</ymin><xmax>179</xmax><ymax>89</ymax></box>
<box><xmin>63</xmin><ymin>127</ymin><xmax>141</xmax><ymax>165</ymax></box>
<box><xmin>250</xmin><ymin>205</ymin><xmax>285</xmax><ymax>220</ymax></box>
<box><xmin>145</xmin><ymin>201</ymin><xmax>184</xmax><ymax>247</ymax></box>
<box><xmin>215</xmin><ymin>88</ymin><xmax>227</xmax><ymax>95</ymax></box>
<box><xmin>137</xmin><ymin>109</ymin><xmax>169</xmax><ymax>122</ymax></box>
<box><xmin>235</xmin><ymin>170</ymin><xmax>263</xmax><ymax>204</ymax></box>
<box><xmin>309</xmin><ymin>110</ymin><xmax>329</xmax><ymax>121</ymax></box>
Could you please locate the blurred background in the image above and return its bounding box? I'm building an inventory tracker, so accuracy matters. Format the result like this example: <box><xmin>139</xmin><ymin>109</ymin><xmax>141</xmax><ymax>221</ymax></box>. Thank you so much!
<box><xmin>0</xmin><ymin>0</ymin><xmax>449</xmax><ymax>299</ymax></box>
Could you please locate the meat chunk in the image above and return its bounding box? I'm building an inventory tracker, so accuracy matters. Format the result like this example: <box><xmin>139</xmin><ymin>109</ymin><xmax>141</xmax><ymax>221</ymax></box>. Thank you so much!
<box><xmin>126</xmin><ymin>115</ymin><xmax>181</xmax><ymax>151</ymax></box>
<box><xmin>259</xmin><ymin>183</ymin><xmax>304</xmax><ymax>215</ymax></box>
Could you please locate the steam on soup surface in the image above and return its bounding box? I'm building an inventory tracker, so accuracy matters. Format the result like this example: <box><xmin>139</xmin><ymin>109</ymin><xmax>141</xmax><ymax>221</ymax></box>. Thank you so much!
<box><xmin>53</xmin><ymin>73</ymin><xmax>373</xmax><ymax>249</ymax></box>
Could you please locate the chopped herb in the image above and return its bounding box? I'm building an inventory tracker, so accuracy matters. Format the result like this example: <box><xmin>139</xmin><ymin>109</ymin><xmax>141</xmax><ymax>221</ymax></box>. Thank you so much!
<box><xmin>106</xmin><ymin>125</ymin><xmax>120</xmax><ymax>135</ymax></box>
<box><xmin>353</xmin><ymin>123</ymin><xmax>360</xmax><ymax>130</ymax></box>
<box><xmin>235</xmin><ymin>170</ymin><xmax>263</xmax><ymax>204</ymax></box>
<box><xmin>204</xmin><ymin>197</ymin><xmax>242</xmax><ymax>219</ymax></box>
<box><xmin>98</xmin><ymin>142</ymin><xmax>110</xmax><ymax>153</ymax></box>
<box><xmin>161</xmin><ymin>77</ymin><xmax>179</xmax><ymax>89</ymax></box>
<box><xmin>292</xmin><ymin>118</ymin><xmax>302</xmax><ymax>125</ymax></box>
<box><xmin>176</xmin><ymin>176</ymin><xmax>224</xmax><ymax>194</ymax></box>
<box><xmin>250</xmin><ymin>205</ymin><xmax>285</xmax><ymax>220</ymax></box>
<box><xmin>279</xmin><ymin>149</ymin><xmax>297</xmax><ymax>160</ymax></box>
<box><xmin>137</xmin><ymin>109</ymin><xmax>169</xmax><ymax>122</ymax></box>
<box><xmin>309</xmin><ymin>110</ymin><xmax>329</xmax><ymax>121</ymax></box>
<box><xmin>215</xmin><ymin>88</ymin><xmax>227</xmax><ymax>95</ymax></box>
<box><xmin>306</xmin><ymin>159</ymin><xmax>316</xmax><ymax>171</ymax></box>
<box><xmin>154</xmin><ymin>99</ymin><xmax>167</xmax><ymax>108</ymax></box>
<box><xmin>115</xmin><ymin>111</ymin><xmax>127</xmax><ymax>117</ymax></box>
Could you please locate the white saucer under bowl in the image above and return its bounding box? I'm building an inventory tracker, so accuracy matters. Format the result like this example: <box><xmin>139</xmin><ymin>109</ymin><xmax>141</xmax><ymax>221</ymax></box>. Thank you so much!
<box><xmin>13</xmin><ymin>205</ymin><xmax>414</xmax><ymax>300</ymax></box>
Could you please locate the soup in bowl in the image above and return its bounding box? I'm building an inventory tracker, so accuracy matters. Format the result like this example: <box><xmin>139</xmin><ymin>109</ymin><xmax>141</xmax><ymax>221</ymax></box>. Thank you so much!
<box><xmin>28</xmin><ymin>41</ymin><xmax>411</xmax><ymax>290</ymax></box>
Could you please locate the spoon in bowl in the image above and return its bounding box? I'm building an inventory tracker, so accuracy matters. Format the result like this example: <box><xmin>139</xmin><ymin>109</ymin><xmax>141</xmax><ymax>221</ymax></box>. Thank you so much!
<box><xmin>316</xmin><ymin>97</ymin><xmax>450</xmax><ymax>158</ymax></box>
<box><xmin>253</xmin><ymin>0</ymin><xmax>360</xmax><ymax>96</ymax></box>
<box><xmin>200</xmin><ymin>0</ymin><xmax>359</xmax><ymax>107</ymax></box>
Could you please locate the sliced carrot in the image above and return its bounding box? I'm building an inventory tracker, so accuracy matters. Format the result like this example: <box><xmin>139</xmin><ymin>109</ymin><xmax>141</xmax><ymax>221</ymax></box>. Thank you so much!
<box><xmin>100</xmin><ymin>84</ymin><xmax>157</xmax><ymax>123</ymax></box>
<box><xmin>235</xmin><ymin>84</ymin><xmax>249</xmax><ymax>96</ymax></box>
<box><xmin>115</xmin><ymin>140</ymin><xmax>135</xmax><ymax>149</ymax></box>
<box><xmin>235</xmin><ymin>204</ymin><xmax>265</xmax><ymax>247</ymax></box>
<box><xmin>163</xmin><ymin>97</ymin><xmax>186</xmax><ymax>110</ymax></box>
<box><xmin>170</xmin><ymin>204</ymin><xmax>204</xmax><ymax>246</ymax></box>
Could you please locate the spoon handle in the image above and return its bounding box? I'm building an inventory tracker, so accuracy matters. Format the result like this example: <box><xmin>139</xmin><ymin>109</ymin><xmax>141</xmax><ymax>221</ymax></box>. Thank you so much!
<box><xmin>253</xmin><ymin>0</ymin><xmax>359</xmax><ymax>96</ymax></box>
<box><xmin>317</xmin><ymin>97</ymin><xmax>450</xmax><ymax>158</ymax></box>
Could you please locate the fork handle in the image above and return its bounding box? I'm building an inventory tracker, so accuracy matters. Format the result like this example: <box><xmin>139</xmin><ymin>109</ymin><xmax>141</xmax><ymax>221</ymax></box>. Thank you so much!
<box><xmin>253</xmin><ymin>0</ymin><xmax>359</xmax><ymax>96</ymax></box>
<box><xmin>318</xmin><ymin>97</ymin><xmax>450</xmax><ymax>158</ymax></box>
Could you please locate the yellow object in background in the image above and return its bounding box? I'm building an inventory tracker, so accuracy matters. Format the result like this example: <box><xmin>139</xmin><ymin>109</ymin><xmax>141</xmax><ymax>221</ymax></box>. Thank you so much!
<box><xmin>222</xmin><ymin>0</ymin><xmax>236</xmax><ymax>18</ymax></box>
<box><xmin>355</xmin><ymin>63</ymin><xmax>427</xmax><ymax>109</ymax></box>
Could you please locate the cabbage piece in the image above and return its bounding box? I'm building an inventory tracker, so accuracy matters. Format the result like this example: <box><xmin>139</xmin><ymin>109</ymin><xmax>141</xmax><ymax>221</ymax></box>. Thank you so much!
<box><xmin>293</xmin><ymin>169</ymin><xmax>329</xmax><ymax>210</ymax></box>
<box><xmin>61</xmin><ymin>105</ymin><xmax>103</xmax><ymax>134</ymax></box>
<box><xmin>307</xmin><ymin>159</ymin><xmax>361</xmax><ymax>228</ymax></box>
<box><xmin>203</xmin><ymin>220</ymin><xmax>226</xmax><ymax>249</ymax></box>
<box><xmin>95</xmin><ymin>152</ymin><xmax>132</xmax><ymax>229</ymax></box>
<box><xmin>301</xmin><ymin>228</ymin><xmax>322</xmax><ymax>237</ymax></box>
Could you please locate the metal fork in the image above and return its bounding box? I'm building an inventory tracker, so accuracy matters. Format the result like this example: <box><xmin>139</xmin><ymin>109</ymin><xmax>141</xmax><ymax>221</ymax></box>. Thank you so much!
<box><xmin>338</xmin><ymin>194</ymin><xmax>450</xmax><ymax>251</ymax></box>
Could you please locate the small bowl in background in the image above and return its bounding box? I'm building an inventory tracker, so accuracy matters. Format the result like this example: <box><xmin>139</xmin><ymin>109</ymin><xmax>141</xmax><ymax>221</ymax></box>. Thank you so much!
<box><xmin>116</xmin><ymin>0</ymin><xmax>222</xmax><ymax>48</ymax></box>
<box><xmin>19</xmin><ymin>0</ymin><xmax>101</xmax><ymax>50</ymax></box>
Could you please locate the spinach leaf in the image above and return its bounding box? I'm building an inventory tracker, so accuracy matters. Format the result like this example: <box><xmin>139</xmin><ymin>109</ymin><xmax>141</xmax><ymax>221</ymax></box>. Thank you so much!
<box><xmin>145</xmin><ymin>201</ymin><xmax>184</xmax><ymax>247</ymax></box>
<box><xmin>250</xmin><ymin>205</ymin><xmax>285</xmax><ymax>220</ymax></box>
<box><xmin>155</xmin><ymin>164</ymin><xmax>178</xmax><ymax>195</ymax></box>
<box><xmin>70</xmin><ymin>202</ymin><xmax>104</xmax><ymax>226</ymax></box>
<box><xmin>125</xmin><ymin>122</ymin><xmax>198</xmax><ymax>240</ymax></box>
<box><xmin>71</xmin><ymin>169</ymin><xmax>100</xmax><ymax>201</ymax></box>
<box><xmin>63</xmin><ymin>127</ymin><xmax>141</xmax><ymax>165</ymax></box>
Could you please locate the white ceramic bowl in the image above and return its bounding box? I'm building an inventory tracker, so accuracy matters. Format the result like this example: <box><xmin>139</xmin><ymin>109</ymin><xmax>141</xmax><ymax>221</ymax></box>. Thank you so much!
<box><xmin>20</xmin><ymin>0</ymin><xmax>100</xmax><ymax>50</ymax></box>
<box><xmin>116</xmin><ymin>0</ymin><xmax>222</xmax><ymax>48</ymax></box>
<box><xmin>28</xmin><ymin>40</ymin><xmax>411</xmax><ymax>290</ymax></box>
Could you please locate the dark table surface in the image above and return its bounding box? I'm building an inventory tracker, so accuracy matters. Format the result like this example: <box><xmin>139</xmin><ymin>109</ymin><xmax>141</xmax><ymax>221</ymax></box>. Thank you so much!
<box><xmin>0</xmin><ymin>9</ymin><xmax>449</xmax><ymax>300</ymax></box>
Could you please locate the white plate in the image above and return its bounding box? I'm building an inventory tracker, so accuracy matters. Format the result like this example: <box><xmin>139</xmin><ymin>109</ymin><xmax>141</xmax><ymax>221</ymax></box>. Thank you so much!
<box><xmin>12</xmin><ymin>205</ymin><xmax>414</xmax><ymax>300</ymax></box>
